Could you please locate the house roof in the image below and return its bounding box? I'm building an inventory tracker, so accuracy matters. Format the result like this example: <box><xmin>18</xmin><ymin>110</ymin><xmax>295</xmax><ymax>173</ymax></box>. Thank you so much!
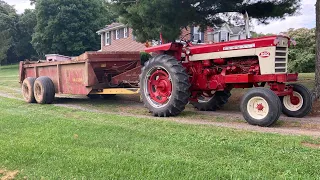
<box><xmin>213</xmin><ymin>23</ymin><xmax>245</xmax><ymax>35</ymax></box>
<box><xmin>97</xmin><ymin>23</ymin><xmax>126</xmax><ymax>34</ymax></box>
<box><xmin>230</xmin><ymin>26</ymin><xmax>245</xmax><ymax>35</ymax></box>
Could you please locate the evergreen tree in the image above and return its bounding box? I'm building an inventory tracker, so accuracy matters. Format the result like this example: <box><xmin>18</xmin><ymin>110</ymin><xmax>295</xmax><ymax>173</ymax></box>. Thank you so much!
<box><xmin>112</xmin><ymin>0</ymin><xmax>301</xmax><ymax>42</ymax></box>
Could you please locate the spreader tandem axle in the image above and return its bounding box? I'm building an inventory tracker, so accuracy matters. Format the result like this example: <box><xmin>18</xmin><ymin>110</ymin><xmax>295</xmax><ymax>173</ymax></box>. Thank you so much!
<box><xmin>141</xmin><ymin>35</ymin><xmax>312</xmax><ymax>127</ymax></box>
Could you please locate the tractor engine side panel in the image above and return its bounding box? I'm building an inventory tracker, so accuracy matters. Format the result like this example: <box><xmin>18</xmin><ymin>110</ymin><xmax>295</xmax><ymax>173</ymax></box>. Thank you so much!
<box><xmin>188</xmin><ymin>47</ymin><xmax>279</xmax><ymax>75</ymax></box>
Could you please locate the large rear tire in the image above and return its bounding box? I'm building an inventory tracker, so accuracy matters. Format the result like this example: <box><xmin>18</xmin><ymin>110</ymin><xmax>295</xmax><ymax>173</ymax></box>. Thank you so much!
<box><xmin>240</xmin><ymin>88</ymin><xmax>282</xmax><ymax>127</ymax></box>
<box><xmin>34</xmin><ymin>76</ymin><xmax>55</xmax><ymax>104</ymax></box>
<box><xmin>22</xmin><ymin>77</ymin><xmax>36</xmax><ymax>103</ymax></box>
<box><xmin>281</xmin><ymin>84</ymin><xmax>312</xmax><ymax>118</ymax></box>
<box><xmin>140</xmin><ymin>55</ymin><xmax>190</xmax><ymax>117</ymax></box>
<box><xmin>191</xmin><ymin>90</ymin><xmax>231</xmax><ymax>111</ymax></box>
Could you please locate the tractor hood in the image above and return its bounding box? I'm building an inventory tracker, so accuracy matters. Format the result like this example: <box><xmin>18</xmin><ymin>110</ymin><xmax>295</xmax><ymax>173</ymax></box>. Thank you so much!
<box><xmin>189</xmin><ymin>35</ymin><xmax>291</xmax><ymax>55</ymax></box>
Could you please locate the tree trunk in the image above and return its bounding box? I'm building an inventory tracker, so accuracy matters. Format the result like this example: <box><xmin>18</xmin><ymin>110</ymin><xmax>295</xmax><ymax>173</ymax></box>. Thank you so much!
<box><xmin>314</xmin><ymin>0</ymin><xmax>320</xmax><ymax>100</ymax></box>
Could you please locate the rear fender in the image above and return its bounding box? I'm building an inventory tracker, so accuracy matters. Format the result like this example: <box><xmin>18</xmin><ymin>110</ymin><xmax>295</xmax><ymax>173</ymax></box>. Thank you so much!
<box><xmin>145</xmin><ymin>43</ymin><xmax>183</xmax><ymax>60</ymax></box>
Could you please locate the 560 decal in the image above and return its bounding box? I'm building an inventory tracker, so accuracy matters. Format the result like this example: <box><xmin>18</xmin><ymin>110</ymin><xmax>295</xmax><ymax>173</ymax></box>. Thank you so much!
<box><xmin>259</xmin><ymin>51</ymin><xmax>271</xmax><ymax>58</ymax></box>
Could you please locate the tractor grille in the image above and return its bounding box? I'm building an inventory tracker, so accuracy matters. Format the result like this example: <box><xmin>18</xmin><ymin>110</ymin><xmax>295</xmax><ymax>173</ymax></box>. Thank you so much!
<box><xmin>275</xmin><ymin>46</ymin><xmax>288</xmax><ymax>73</ymax></box>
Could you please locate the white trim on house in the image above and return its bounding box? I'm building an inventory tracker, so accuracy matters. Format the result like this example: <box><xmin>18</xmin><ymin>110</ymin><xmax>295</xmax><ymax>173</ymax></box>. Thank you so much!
<box><xmin>116</xmin><ymin>29</ymin><xmax>119</xmax><ymax>39</ymax></box>
<box><xmin>124</xmin><ymin>27</ymin><xmax>128</xmax><ymax>38</ymax></box>
<box><xmin>105</xmin><ymin>32</ymin><xmax>110</xmax><ymax>45</ymax></box>
<box><xmin>97</xmin><ymin>24</ymin><xmax>126</xmax><ymax>35</ymax></box>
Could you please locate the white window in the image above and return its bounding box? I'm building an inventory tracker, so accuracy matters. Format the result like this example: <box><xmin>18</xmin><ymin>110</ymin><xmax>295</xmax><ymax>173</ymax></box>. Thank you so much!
<box><xmin>124</xmin><ymin>27</ymin><xmax>128</xmax><ymax>38</ymax></box>
<box><xmin>193</xmin><ymin>26</ymin><xmax>202</xmax><ymax>42</ymax></box>
<box><xmin>116</xmin><ymin>29</ymin><xmax>120</xmax><ymax>39</ymax></box>
<box><xmin>105</xmin><ymin>32</ymin><xmax>110</xmax><ymax>45</ymax></box>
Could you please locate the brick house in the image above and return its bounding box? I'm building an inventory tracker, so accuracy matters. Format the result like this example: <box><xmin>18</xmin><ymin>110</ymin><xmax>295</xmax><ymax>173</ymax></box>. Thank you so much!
<box><xmin>96</xmin><ymin>23</ymin><xmax>146</xmax><ymax>52</ymax></box>
<box><xmin>97</xmin><ymin>23</ymin><xmax>248</xmax><ymax>51</ymax></box>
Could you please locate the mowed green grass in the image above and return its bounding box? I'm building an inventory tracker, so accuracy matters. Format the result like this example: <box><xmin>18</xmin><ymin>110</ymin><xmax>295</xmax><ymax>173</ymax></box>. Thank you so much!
<box><xmin>0</xmin><ymin>96</ymin><xmax>320</xmax><ymax>179</ymax></box>
<box><xmin>0</xmin><ymin>64</ymin><xmax>21</xmax><ymax>91</ymax></box>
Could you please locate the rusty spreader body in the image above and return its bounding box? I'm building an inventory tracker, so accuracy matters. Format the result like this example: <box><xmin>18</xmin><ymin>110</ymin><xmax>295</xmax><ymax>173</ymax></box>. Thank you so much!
<box><xmin>19</xmin><ymin>51</ymin><xmax>142</xmax><ymax>96</ymax></box>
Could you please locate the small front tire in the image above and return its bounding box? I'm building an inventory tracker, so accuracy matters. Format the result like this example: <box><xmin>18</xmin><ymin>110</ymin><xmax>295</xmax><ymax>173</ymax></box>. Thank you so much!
<box><xmin>240</xmin><ymin>88</ymin><xmax>282</xmax><ymax>127</ymax></box>
<box><xmin>281</xmin><ymin>84</ymin><xmax>312</xmax><ymax>118</ymax></box>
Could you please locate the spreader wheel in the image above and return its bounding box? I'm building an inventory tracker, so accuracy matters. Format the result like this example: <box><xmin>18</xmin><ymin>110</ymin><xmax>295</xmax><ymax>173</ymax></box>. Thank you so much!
<box><xmin>191</xmin><ymin>90</ymin><xmax>231</xmax><ymax>111</ymax></box>
<box><xmin>281</xmin><ymin>84</ymin><xmax>312</xmax><ymax>118</ymax></box>
<box><xmin>34</xmin><ymin>76</ymin><xmax>55</xmax><ymax>104</ymax></box>
<box><xmin>22</xmin><ymin>77</ymin><xmax>36</xmax><ymax>103</ymax></box>
<box><xmin>140</xmin><ymin>55</ymin><xmax>190</xmax><ymax>117</ymax></box>
<box><xmin>240</xmin><ymin>88</ymin><xmax>282</xmax><ymax>127</ymax></box>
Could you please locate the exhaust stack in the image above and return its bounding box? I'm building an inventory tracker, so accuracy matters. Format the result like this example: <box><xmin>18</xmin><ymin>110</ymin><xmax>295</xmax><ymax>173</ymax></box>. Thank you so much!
<box><xmin>243</xmin><ymin>11</ymin><xmax>251</xmax><ymax>39</ymax></box>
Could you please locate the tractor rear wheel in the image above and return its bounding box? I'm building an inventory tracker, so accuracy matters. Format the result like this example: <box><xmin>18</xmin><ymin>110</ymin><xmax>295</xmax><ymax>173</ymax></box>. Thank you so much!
<box><xmin>191</xmin><ymin>90</ymin><xmax>231</xmax><ymax>111</ymax></box>
<box><xmin>140</xmin><ymin>55</ymin><xmax>190</xmax><ymax>117</ymax></box>
<box><xmin>34</xmin><ymin>76</ymin><xmax>55</xmax><ymax>104</ymax></box>
<box><xmin>240</xmin><ymin>87</ymin><xmax>282</xmax><ymax>127</ymax></box>
<box><xmin>281</xmin><ymin>84</ymin><xmax>312</xmax><ymax>118</ymax></box>
<box><xmin>22</xmin><ymin>77</ymin><xmax>36</xmax><ymax>103</ymax></box>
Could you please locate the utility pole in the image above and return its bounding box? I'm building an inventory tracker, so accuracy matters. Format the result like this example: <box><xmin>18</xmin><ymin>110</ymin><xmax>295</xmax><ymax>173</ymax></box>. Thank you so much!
<box><xmin>314</xmin><ymin>0</ymin><xmax>320</xmax><ymax>100</ymax></box>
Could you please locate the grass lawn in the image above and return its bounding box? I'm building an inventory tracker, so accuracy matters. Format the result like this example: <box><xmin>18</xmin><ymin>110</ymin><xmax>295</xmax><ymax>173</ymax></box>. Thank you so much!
<box><xmin>0</xmin><ymin>65</ymin><xmax>21</xmax><ymax>93</ymax></box>
<box><xmin>0</xmin><ymin>96</ymin><xmax>320</xmax><ymax>179</ymax></box>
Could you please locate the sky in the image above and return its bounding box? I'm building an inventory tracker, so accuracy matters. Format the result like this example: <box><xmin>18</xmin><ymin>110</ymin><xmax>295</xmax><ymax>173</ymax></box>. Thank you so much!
<box><xmin>3</xmin><ymin>0</ymin><xmax>317</xmax><ymax>34</ymax></box>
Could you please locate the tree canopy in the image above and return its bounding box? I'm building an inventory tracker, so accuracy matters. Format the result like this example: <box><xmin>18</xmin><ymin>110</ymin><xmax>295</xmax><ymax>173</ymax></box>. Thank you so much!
<box><xmin>0</xmin><ymin>1</ymin><xmax>38</xmax><ymax>65</ymax></box>
<box><xmin>0</xmin><ymin>0</ymin><xmax>18</xmax><ymax>65</ymax></box>
<box><xmin>32</xmin><ymin>0</ymin><xmax>113</xmax><ymax>57</ymax></box>
<box><xmin>16</xmin><ymin>9</ymin><xmax>37</xmax><ymax>61</ymax></box>
<box><xmin>287</xmin><ymin>28</ymin><xmax>315</xmax><ymax>73</ymax></box>
<box><xmin>112</xmin><ymin>0</ymin><xmax>301</xmax><ymax>42</ymax></box>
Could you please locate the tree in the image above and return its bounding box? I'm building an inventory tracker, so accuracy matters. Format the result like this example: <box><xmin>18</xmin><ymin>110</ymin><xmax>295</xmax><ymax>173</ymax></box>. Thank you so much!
<box><xmin>287</xmin><ymin>28</ymin><xmax>316</xmax><ymax>73</ymax></box>
<box><xmin>30</xmin><ymin>0</ymin><xmax>37</xmax><ymax>5</ymax></box>
<box><xmin>315</xmin><ymin>0</ymin><xmax>320</xmax><ymax>99</ymax></box>
<box><xmin>112</xmin><ymin>0</ymin><xmax>301</xmax><ymax>42</ymax></box>
<box><xmin>15</xmin><ymin>9</ymin><xmax>37</xmax><ymax>61</ymax></box>
<box><xmin>0</xmin><ymin>0</ymin><xmax>18</xmax><ymax>65</ymax></box>
<box><xmin>0</xmin><ymin>1</ymin><xmax>37</xmax><ymax>65</ymax></box>
<box><xmin>251</xmin><ymin>32</ymin><xmax>275</xmax><ymax>38</ymax></box>
<box><xmin>32</xmin><ymin>0</ymin><xmax>111</xmax><ymax>57</ymax></box>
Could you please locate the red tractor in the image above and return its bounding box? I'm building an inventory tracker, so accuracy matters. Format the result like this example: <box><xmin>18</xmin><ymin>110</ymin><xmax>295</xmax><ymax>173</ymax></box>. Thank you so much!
<box><xmin>140</xmin><ymin>35</ymin><xmax>312</xmax><ymax>127</ymax></box>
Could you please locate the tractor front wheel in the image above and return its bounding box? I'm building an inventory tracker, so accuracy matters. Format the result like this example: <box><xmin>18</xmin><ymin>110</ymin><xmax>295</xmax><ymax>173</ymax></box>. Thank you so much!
<box><xmin>281</xmin><ymin>84</ymin><xmax>312</xmax><ymax>118</ymax></box>
<box><xmin>140</xmin><ymin>55</ymin><xmax>190</xmax><ymax>117</ymax></box>
<box><xmin>241</xmin><ymin>88</ymin><xmax>282</xmax><ymax>127</ymax></box>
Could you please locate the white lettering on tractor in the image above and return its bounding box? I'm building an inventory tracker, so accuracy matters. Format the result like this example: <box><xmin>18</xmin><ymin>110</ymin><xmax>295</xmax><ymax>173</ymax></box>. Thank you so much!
<box><xmin>223</xmin><ymin>43</ymin><xmax>255</xmax><ymax>51</ymax></box>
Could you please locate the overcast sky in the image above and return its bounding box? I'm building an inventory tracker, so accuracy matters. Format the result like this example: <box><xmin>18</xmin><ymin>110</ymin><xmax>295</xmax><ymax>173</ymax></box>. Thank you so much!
<box><xmin>3</xmin><ymin>0</ymin><xmax>316</xmax><ymax>34</ymax></box>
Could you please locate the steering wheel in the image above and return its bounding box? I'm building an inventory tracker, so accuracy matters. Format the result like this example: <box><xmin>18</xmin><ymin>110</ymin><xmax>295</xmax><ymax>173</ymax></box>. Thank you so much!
<box><xmin>180</xmin><ymin>33</ymin><xmax>193</xmax><ymax>47</ymax></box>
